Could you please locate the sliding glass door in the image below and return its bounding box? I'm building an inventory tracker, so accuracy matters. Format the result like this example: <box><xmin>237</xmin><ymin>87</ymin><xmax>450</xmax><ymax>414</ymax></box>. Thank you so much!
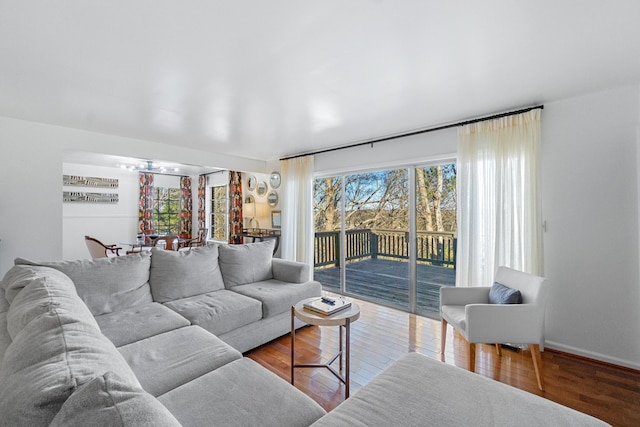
<box><xmin>314</xmin><ymin>163</ymin><xmax>456</xmax><ymax>317</ymax></box>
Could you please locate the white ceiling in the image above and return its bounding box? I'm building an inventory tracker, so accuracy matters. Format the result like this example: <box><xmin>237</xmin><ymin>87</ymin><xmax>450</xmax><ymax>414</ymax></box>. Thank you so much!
<box><xmin>2</xmin><ymin>1</ymin><xmax>640</xmax><ymax>163</ymax></box>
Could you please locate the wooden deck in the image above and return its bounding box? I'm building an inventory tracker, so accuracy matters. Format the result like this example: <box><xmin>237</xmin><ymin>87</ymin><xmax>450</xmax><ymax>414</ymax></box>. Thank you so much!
<box><xmin>313</xmin><ymin>258</ymin><xmax>455</xmax><ymax>315</ymax></box>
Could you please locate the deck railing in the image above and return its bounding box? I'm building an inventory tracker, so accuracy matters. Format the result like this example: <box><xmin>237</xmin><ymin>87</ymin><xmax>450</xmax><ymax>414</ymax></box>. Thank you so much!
<box><xmin>314</xmin><ymin>228</ymin><xmax>456</xmax><ymax>269</ymax></box>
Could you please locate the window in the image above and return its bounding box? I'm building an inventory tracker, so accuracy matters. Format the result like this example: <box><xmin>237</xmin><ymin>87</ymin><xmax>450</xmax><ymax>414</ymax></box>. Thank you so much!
<box><xmin>210</xmin><ymin>185</ymin><xmax>228</xmax><ymax>241</ymax></box>
<box><xmin>153</xmin><ymin>187</ymin><xmax>181</xmax><ymax>235</ymax></box>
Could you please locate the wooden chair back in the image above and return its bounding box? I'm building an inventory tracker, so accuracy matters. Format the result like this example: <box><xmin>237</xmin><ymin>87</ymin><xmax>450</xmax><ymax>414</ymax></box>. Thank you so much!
<box><xmin>84</xmin><ymin>235</ymin><xmax>121</xmax><ymax>258</ymax></box>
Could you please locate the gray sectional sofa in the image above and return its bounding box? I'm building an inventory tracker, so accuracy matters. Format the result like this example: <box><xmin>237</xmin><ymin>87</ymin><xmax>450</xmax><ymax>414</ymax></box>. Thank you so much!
<box><xmin>0</xmin><ymin>240</ymin><xmax>609</xmax><ymax>426</ymax></box>
<box><xmin>0</xmin><ymin>241</ymin><xmax>326</xmax><ymax>426</ymax></box>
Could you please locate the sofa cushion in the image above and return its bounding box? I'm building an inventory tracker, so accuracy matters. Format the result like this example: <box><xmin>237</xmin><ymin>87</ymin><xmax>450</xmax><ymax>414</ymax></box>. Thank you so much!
<box><xmin>6</xmin><ymin>268</ymin><xmax>99</xmax><ymax>340</ymax></box>
<box><xmin>441</xmin><ymin>305</ymin><xmax>467</xmax><ymax>331</ymax></box>
<box><xmin>163</xmin><ymin>290</ymin><xmax>262</xmax><ymax>336</ymax></box>
<box><xmin>95</xmin><ymin>302</ymin><xmax>191</xmax><ymax>347</ymax></box>
<box><xmin>231</xmin><ymin>279</ymin><xmax>323</xmax><ymax>318</ymax></box>
<box><xmin>50</xmin><ymin>372</ymin><xmax>181</xmax><ymax>427</ymax></box>
<box><xmin>218</xmin><ymin>240</ymin><xmax>274</xmax><ymax>288</ymax></box>
<box><xmin>15</xmin><ymin>252</ymin><xmax>153</xmax><ymax>316</ymax></box>
<box><xmin>149</xmin><ymin>245</ymin><xmax>225</xmax><ymax>303</ymax></box>
<box><xmin>158</xmin><ymin>358</ymin><xmax>326</xmax><ymax>427</ymax></box>
<box><xmin>118</xmin><ymin>325</ymin><xmax>242</xmax><ymax>397</ymax></box>
<box><xmin>0</xmin><ymin>309</ymin><xmax>141</xmax><ymax>427</ymax></box>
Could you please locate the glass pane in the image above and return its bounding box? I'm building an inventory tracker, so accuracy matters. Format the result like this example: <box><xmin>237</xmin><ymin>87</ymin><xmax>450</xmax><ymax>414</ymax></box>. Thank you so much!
<box><xmin>415</xmin><ymin>164</ymin><xmax>457</xmax><ymax>315</ymax></box>
<box><xmin>344</xmin><ymin>169</ymin><xmax>409</xmax><ymax>309</ymax></box>
<box><xmin>212</xmin><ymin>213</ymin><xmax>226</xmax><ymax>240</ymax></box>
<box><xmin>153</xmin><ymin>186</ymin><xmax>181</xmax><ymax>235</ymax></box>
<box><xmin>313</xmin><ymin>176</ymin><xmax>342</xmax><ymax>292</ymax></box>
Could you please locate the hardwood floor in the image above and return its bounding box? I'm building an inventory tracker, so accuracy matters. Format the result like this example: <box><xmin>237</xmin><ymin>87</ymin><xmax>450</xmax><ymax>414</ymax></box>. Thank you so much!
<box><xmin>246</xmin><ymin>293</ymin><xmax>640</xmax><ymax>427</ymax></box>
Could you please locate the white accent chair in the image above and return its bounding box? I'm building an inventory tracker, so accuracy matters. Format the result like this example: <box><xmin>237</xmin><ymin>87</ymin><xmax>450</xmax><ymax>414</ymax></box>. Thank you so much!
<box><xmin>440</xmin><ymin>267</ymin><xmax>550</xmax><ymax>390</ymax></box>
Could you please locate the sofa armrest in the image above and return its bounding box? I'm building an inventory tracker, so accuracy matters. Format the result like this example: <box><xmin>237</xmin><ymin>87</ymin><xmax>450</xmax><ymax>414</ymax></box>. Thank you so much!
<box><xmin>440</xmin><ymin>287</ymin><xmax>490</xmax><ymax>306</ymax></box>
<box><xmin>465</xmin><ymin>303</ymin><xmax>542</xmax><ymax>344</ymax></box>
<box><xmin>272</xmin><ymin>259</ymin><xmax>310</xmax><ymax>283</ymax></box>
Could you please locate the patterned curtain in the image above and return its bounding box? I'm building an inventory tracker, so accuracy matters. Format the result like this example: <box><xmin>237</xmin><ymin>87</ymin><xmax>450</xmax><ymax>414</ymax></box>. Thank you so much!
<box><xmin>228</xmin><ymin>171</ymin><xmax>243</xmax><ymax>244</ymax></box>
<box><xmin>179</xmin><ymin>176</ymin><xmax>193</xmax><ymax>239</ymax></box>
<box><xmin>138</xmin><ymin>173</ymin><xmax>154</xmax><ymax>233</ymax></box>
<box><xmin>198</xmin><ymin>175</ymin><xmax>207</xmax><ymax>236</ymax></box>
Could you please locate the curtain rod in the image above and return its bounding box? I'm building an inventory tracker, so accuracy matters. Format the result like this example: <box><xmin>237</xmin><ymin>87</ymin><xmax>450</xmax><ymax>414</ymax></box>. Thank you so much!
<box><xmin>279</xmin><ymin>105</ymin><xmax>544</xmax><ymax>161</ymax></box>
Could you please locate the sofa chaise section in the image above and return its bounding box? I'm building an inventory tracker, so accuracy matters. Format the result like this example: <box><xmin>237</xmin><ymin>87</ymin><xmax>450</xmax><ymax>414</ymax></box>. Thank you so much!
<box><xmin>158</xmin><ymin>358</ymin><xmax>326</xmax><ymax>427</ymax></box>
<box><xmin>118</xmin><ymin>325</ymin><xmax>242</xmax><ymax>397</ymax></box>
<box><xmin>311</xmin><ymin>352</ymin><xmax>608</xmax><ymax>427</ymax></box>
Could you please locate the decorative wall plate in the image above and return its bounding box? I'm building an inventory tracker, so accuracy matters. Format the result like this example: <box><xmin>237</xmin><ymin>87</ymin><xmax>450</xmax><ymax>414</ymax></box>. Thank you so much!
<box><xmin>248</xmin><ymin>175</ymin><xmax>257</xmax><ymax>191</ymax></box>
<box><xmin>269</xmin><ymin>171</ymin><xmax>281</xmax><ymax>189</ymax></box>
<box><xmin>267</xmin><ymin>190</ymin><xmax>278</xmax><ymax>207</ymax></box>
<box><xmin>257</xmin><ymin>181</ymin><xmax>267</xmax><ymax>196</ymax></box>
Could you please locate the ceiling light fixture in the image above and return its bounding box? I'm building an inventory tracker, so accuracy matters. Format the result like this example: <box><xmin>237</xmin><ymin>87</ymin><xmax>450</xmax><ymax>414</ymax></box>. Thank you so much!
<box><xmin>117</xmin><ymin>160</ymin><xmax>179</xmax><ymax>173</ymax></box>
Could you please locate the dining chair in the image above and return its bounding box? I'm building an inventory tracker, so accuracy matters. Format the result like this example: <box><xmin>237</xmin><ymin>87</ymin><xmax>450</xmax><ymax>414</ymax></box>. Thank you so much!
<box><xmin>186</xmin><ymin>228</ymin><xmax>208</xmax><ymax>248</ymax></box>
<box><xmin>84</xmin><ymin>236</ymin><xmax>122</xmax><ymax>258</ymax></box>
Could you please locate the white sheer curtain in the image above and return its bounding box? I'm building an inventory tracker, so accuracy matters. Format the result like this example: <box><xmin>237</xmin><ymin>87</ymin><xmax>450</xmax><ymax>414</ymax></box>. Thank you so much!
<box><xmin>280</xmin><ymin>155</ymin><xmax>315</xmax><ymax>276</ymax></box>
<box><xmin>456</xmin><ymin>109</ymin><xmax>542</xmax><ymax>287</ymax></box>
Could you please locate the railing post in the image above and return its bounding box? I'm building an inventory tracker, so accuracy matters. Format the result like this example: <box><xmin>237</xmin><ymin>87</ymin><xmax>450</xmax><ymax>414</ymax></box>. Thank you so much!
<box><xmin>404</xmin><ymin>231</ymin><xmax>409</xmax><ymax>258</ymax></box>
<box><xmin>371</xmin><ymin>231</ymin><xmax>378</xmax><ymax>259</ymax></box>
<box><xmin>453</xmin><ymin>238</ymin><xmax>457</xmax><ymax>270</ymax></box>
<box><xmin>334</xmin><ymin>231</ymin><xmax>341</xmax><ymax>267</ymax></box>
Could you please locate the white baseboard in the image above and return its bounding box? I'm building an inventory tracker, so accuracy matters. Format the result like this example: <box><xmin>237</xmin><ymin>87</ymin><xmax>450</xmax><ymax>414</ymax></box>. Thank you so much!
<box><xmin>545</xmin><ymin>340</ymin><xmax>640</xmax><ymax>371</ymax></box>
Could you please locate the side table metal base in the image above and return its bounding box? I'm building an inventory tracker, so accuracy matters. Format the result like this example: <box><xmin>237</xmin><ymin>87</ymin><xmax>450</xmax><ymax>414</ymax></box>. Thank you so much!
<box><xmin>291</xmin><ymin>306</ymin><xmax>352</xmax><ymax>397</ymax></box>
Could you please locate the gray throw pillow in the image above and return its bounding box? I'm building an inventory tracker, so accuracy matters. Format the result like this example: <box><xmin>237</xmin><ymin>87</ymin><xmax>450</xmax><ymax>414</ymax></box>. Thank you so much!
<box><xmin>0</xmin><ymin>309</ymin><xmax>140</xmax><ymax>426</ymax></box>
<box><xmin>7</xmin><ymin>269</ymin><xmax>99</xmax><ymax>340</ymax></box>
<box><xmin>218</xmin><ymin>240</ymin><xmax>274</xmax><ymax>288</ymax></box>
<box><xmin>149</xmin><ymin>245</ymin><xmax>225</xmax><ymax>303</ymax></box>
<box><xmin>488</xmin><ymin>282</ymin><xmax>523</xmax><ymax>304</ymax></box>
<box><xmin>50</xmin><ymin>372</ymin><xmax>181</xmax><ymax>427</ymax></box>
<box><xmin>15</xmin><ymin>252</ymin><xmax>153</xmax><ymax>316</ymax></box>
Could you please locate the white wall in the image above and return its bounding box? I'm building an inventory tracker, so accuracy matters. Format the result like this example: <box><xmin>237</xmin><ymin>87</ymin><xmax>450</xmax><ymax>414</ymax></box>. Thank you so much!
<box><xmin>314</xmin><ymin>85</ymin><xmax>640</xmax><ymax>369</ymax></box>
<box><xmin>541</xmin><ymin>86</ymin><xmax>640</xmax><ymax>369</ymax></box>
<box><xmin>314</xmin><ymin>126</ymin><xmax>458</xmax><ymax>174</ymax></box>
<box><xmin>62</xmin><ymin>164</ymin><xmax>139</xmax><ymax>260</ymax></box>
<box><xmin>0</xmin><ymin>116</ymin><xmax>266</xmax><ymax>274</ymax></box>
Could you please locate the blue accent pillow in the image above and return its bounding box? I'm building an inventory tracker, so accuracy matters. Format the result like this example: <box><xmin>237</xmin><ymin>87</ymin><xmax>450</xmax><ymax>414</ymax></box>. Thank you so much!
<box><xmin>489</xmin><ymin>282</ymin><xmax>522</xmax><ymax>304</ymax></box>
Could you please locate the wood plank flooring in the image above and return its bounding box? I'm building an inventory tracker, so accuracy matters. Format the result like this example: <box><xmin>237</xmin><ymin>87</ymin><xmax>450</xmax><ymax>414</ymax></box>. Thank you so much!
<box><xmin>246</xmin><ymin>293</ymin><xmax>640</xmax><ymax>427</ymax></box>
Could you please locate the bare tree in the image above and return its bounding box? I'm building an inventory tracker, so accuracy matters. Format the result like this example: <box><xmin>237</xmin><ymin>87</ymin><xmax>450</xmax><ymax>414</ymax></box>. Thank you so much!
<box><xmin>314</xmin><ymin>177</ymin><xmax>341</xmax><ymax>231</ymax></box>
<box><xmin>416</xmin><ymin>169</ymin><xmax>434</xmax><ymax>232</ymax></box>
<box><xmin>315</xmin><ymin>165</ymin><xmax>456</xmax><ymax>234</ymax></box>
<box><xmin>434</xmin><ymin>165</ymin><xmax>444</xmax><ymax>232</ymax></box>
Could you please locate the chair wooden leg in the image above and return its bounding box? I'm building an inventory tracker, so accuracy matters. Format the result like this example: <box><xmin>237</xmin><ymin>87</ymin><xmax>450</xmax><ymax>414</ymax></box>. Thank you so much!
<box><xmin>467</xmin><ymin>342</ymin><xmax>476</xmax><ymax>372</ymax></box>
<box><xmin>495</xmin><ymin>343</ymin><xmax>502</xmax><ymax>356</ymax></box>
<box><xmin>440</xmin><ymin>319</ymin><xmax>447</xmax><ymax>361</ymax></box>
<box><xmin>530</xmin><ymin>344</ymin><xmax>545</xmax><ymax>391</ymax></box>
